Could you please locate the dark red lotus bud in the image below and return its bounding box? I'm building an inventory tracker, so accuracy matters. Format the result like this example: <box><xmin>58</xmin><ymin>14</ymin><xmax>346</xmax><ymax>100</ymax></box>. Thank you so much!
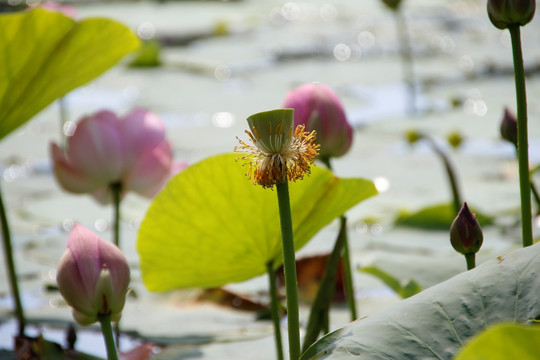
<box><xmin>487</xmin><ymin>0</ymin><xmax>536</xmax><ymax>29</ymax></box>
<box><xmin>500</xmin><ymin>107</ymin><xmax>518</xmax><ymax>147</ymax></box>
<box><xmin>450</xmin><ymin>202</ymin><xmax>483</xmax><ymax>255</ymax></box>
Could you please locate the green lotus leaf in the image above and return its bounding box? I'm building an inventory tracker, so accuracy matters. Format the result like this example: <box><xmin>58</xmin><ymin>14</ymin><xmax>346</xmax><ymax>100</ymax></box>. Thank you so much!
<box><xmin>395</xmin><ymin>203</ymin><xmax>493</xmax><ymax>230</ymax></box>
<box><xmin>137</xmin><ymin>153</ymin><xmax>377</xmax><ymax>291</ymax></box>
<box><xmin>0</xmin><ymin>8</ymin><xmax>140</xmax><ymax>141</ymax></box>
<box><xmin>301</xmin><ymin>243</ymin><xmax>540</xmax><ymax>359</ymax></box>
<box><xmin>454</xmin><ymin>323</ymin><xmax>540</xmax><ymax>360</ymax></box>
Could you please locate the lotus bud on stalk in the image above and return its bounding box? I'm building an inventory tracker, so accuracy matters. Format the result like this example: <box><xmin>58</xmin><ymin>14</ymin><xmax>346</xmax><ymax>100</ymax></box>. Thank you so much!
<box><xmin>57</xmin><ymin>224</ymin><xmax>130</xmax><ymax>360</ymax></box>
<box><xmin>282</xmin><ymin>83</ymin><xmax>353</xmax><ymax>165</ymax></box>
<box><xmin>487</xmin><ymin>0</ymin><xmax>536</xmax><ymax>29</ymax></box>
<box><xmin>450</xmin><ymin>202</ymin><xmax>484</xmax><ymax>270</ymax></box>
<box><xmin>500</xmin><ymin>107</ymin><xmax>518</xmax><ymax>147</ymax></box>
<box><xmin>57</xmin><ymin>224</ymin><xmax>130</xmax><ymax>326</ymax></box>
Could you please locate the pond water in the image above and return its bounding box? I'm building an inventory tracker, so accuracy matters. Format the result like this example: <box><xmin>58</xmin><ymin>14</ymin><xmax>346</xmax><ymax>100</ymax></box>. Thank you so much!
<box><xmin>0</xmin><ymin>0</ymin><xmax>539</xmax><ymax>358</ymax></box>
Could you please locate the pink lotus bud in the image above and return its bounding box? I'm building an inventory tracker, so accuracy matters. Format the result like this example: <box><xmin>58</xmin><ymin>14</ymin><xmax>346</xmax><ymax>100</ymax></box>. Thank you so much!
<box><xmin>449</xmin><ymin>202</ymin><xmax>484</xmax><ymax>255</ymax></box>
<box><xmin>50</xmin><ymin>108</ymin><xmax>173</xmax><ymax>204</ymax></box>
<box><xmin>282</xmin><ymin>83</ymin><xmax>353</xmax><ymax>161</ymax></box>
<box><xmin>56</xmin><ymin>224</ymin><xmax>130</xmax><ymax>326</ymax></box>
<box><xmin>500</xmin><ymin>107</ymin><xmax>518</xmax><ymax>147</ymax></box>
<box><xmin>487</xmin><ymin>0</ymin><xmax>535</xmax><ymax>29</ymax></box>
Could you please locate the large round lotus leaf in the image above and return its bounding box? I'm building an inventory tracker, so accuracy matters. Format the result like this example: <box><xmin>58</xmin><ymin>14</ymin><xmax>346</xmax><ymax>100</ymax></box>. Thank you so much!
<box><xmin>137</xmin><ymin>153</ymin><xmax>377</xmax><ymax>291</ymax></box>
<box><xmin>301</xmin><ymin>243</ymin><xmax>540</xmax><ymax>359</ymax></box>
<box><xmin>0</xmin><ymin>8</ymin><xmax>139</xmax><ymax>141</ymax></box>
<box><xmin>454</xmin><ymin>323</ymin><xmax>540</xmax><ymax>360</ymax></box>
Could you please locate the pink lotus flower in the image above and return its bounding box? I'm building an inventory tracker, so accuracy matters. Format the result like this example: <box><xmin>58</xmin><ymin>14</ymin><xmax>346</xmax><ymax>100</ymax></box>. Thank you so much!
<box><xmin>282</xmin><ymin>83</ymin><xmax>353</xmax><ymax>161</ymax></box>
<box><xmin>51</xmin><ymin>108</ymin><xmax>173</xmax><ymax>204</ymax></box>
<box><xmin>56</xmin><ymin>224</ymin><xmax>130</xmax><ymax>326</ymax></box>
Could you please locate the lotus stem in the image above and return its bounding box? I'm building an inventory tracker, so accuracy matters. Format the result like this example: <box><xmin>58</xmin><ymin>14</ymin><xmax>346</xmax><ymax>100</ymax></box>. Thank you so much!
<box><xmin>267</xmin><ymin>261</ymin><xmax>284</xmax><ymax>360</ymax></box>
<box><xmin>0</xmin><ymin>182</ymin><xmax>26</xmax><ymax>336</ymax></box>
<box><xmin>275</xmin><ymin>182</ymin><xmax>301</xmax><ymax>360</ymax></box>
<box><xmin>302</xmin><ymin>216</ymin><xmax>347</xmax><ymax>352</ymax></box>
<box><xmin>465</xmin><ymin>253</ymin><xmax>475</xmax><ymax>271</ymax></box>
<box><xmin>509</xmin><ymin>24</ymin><xmax>533</xmax><ymax>247</ymax></box>
<box><xmin>394</xmin><ymin>9</ymin><xmax>416</xmax><ymax>115</ymax></box>
<box><xmin>423</xmin><ymin>135</ymin><xmax>462</xmax><ymax>216</ymax></box>
<box><xmin>110</xmin><ymin>181</ymin><xmax>122</xmax><ymax>347</ymax></box>
<box><xmin>98</xmin><ymin>314</ymin><xmax>119</xmax><ymax>360</ymax></box>
<box><xmin>321</xmin><ymin>158</ymin><xmax>357</xmax><ymax>321</ymax></box>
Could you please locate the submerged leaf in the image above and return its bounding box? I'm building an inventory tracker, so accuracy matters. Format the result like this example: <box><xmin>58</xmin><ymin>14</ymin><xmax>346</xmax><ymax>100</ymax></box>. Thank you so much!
<box><xmin>301</xmin><ymin>243</ymin><xmax>540</xmax><ymax>359</ymax></box>
<box><xmin>359</xmin><ymin>266</ymin><xmax>421</xmax><ymax>299</ymax></box>
<box><xmin>395</xmin><ymin>202</ymin><xmax>493</xmax><ymax>230</ymax></box>
<box><xmin>137</xmin><ymin>153</ymin><xmax>377</xmax><ymax>291</ymax></box>
<box><xmin>0</xmin><ymin>8</ymin><xmax>139</xmax><ymax>141</ymax></box>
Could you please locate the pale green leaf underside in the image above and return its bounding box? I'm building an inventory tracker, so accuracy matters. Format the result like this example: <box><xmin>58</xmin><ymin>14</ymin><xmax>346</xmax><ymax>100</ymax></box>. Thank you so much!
<box><xmin>301</xmin><ymin>243</ymin><xmax>540</xmax><ymax>359</ymax></box>
<box><xmin>454</xmin><ymin>323</ymin><xmax>540</xmax><ymax>360</ymax></box>
<box><xmin>137</xmin><ymin>153</ymin><xmax>377</xmax><ymax>291</ymax></box>
<box><xmin>0</xmin><ymin>8</ymin><xmax>140</xmax><ymax>141</ymax></box>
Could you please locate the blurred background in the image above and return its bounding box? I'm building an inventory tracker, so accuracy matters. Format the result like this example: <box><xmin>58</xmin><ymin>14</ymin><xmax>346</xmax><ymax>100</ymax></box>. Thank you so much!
<box><xmin>0</xmin><ymin>0</ymin><xmax>539</xmax><ymax>358</ymax></box>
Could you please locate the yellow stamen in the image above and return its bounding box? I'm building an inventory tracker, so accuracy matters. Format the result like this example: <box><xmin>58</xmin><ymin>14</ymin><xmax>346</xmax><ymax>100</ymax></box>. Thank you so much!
<box><xmin>235</xmin><ymin>124</ymin><xmax>319</xmax><ymax>189</ymax></box>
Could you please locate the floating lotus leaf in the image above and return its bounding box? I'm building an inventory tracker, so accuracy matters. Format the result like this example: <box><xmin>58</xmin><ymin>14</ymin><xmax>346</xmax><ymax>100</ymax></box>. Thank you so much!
<box><xmin>137</xmin><ymin>153</ymin><xmax>377</xmax><ymax>291</ymax></box>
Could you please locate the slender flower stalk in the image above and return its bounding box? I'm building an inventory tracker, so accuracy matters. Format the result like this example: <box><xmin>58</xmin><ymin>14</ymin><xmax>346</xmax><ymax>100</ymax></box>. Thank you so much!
<box><xmin>276</xmin><ymin>182</ymin><xmax>301</xmax><ymax>360</ymax></box>
<box><xmin>266</xmin><ymin>261</ymin><xmax>284</xmax><ymax>360</ymax></box>
<box><xmin>406</xmin><ymin>131</ymin><xmax>462</xmax><ymax>215</ymax></box>
<box><xmin>111</xmin><ymin>182</ymin><xmax>122</xmax><ymax>347</ymax></box>
<box><xmin>235</xmin><ymin>109</ymin><xmax>319</xmax><ymax>360</ymax></box>
<box><xmin>394</xmin><ymin>8</ymin><xmax>416</xmax><ymax>115</ymax></box>
<box><xmin>509</xmin><ymin>24</ymin><xmax>533</xmax><ymax>247</ymax></box>
<box><xmin>320</xmin><ymin>158</ymin><xmax>357</xmax><ymax>321</ymax></box>
<box><xmin>98</xmin><ymin>314</ymin><xmax>119</xmax><ymax>360</ymax></box>
<box><xmin>0</xmin><ymin>183</ymin><xmax>26</xmax><ymax>336</ymax></box>
<box><xmin>302</xmin><ymin>216</ymin><xmax>347</xmax><ymax>352</ymax></box>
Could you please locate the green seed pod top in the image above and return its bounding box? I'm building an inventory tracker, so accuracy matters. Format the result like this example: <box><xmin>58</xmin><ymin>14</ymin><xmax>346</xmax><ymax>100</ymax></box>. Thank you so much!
<box><xmin>247</xmin><ymin>109</ymin><xmax>294</xmax><ymax>154</ymax></box>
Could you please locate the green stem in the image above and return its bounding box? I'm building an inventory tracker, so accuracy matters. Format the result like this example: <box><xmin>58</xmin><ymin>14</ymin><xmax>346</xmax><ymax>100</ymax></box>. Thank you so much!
<box><xmin>266</xmin><ymin>261</ymin><xmax>284</xmax><ymax>360</ymax></box>
<box><xmin>321</xmin><ymin>158</ymin><xmax>357</xmax><ymax>321</ymax></box>
<box><xmin>275</xmin><ymin>182</ymin><xmax>300</xmax><ymax>360</ymax></box>
<box><xmin>394</xmin><ymin>9</ymin><xmax>416</xmax><ymax>115</ymax></box>
<box><xmin>509</xmin><ymin>24</ymin><xmax>533</xmax><ymax>248</ymax></box>
<box><xmin>340</xmin><ymin>216</ymin><xmax>357</xmax><ymax>321</ymax></box>
<box><xmin>111</xmin><ymin>182</ymin><xmax>122</xmax><ymax>248</ymax></box>
<box><xmin>513</xmin><ymin>145</ymin><xmax>540</xmax><ymax>216</ymax></box>
<box><xmin>302</xmin><ymin>216</ymin><xmax>347</xmax><ymax>352</ymax></box>
<box><xmin>0</xmin><ymin>182</ymin><xmax>26</xmax><ymax>336</ymax></box>
<box><xmin>58</xmin><ymin>97</ymin><xmax>67</xmax><ymax>147</ymax></box>
<box><xmin>98</xmin><ymin>314</ymin><xmax>119</xmax><ymax>360</ymax></box>
<box><xmin>531</xmin><ymin>181</ymin><xmax>540</xmax><ymax>216</ymax></box>
<box><xmin>424</xmin><ymin>136</ymin><xmax>462</xmax><ymax>215</ymax></box>
<box><xmin>110</xmin><ymin>182</ymin><xmax>122</xmax><ymax>347</ymax></box>
<box><xmin>465</xmin><ymin>253</ymin><xmax>475</xmax><ymax>271</ymax></box>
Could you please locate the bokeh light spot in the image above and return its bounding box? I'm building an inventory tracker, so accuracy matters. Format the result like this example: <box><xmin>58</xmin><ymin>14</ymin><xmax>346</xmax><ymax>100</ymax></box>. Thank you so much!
<box><xmin>138</xmin><ymin>22</ymin><xmax>156</xmax><ymax>40</ymax></box>
<box><xmin>212</xmin><ymin>112</ymin><xmax>235</xmax><ymax>128</ymax></box>
<box><xmin>333</xmin><ymin>43</ymin><xmax>351</xmax><ymax>61</ymax></box>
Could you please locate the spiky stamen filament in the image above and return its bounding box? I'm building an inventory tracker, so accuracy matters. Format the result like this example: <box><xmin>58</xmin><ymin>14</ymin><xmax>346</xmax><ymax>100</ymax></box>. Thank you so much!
<box><xmin>235</xmin><ymin>124</ymin><xmax>319</xmax><ymax>189</ymax></box>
